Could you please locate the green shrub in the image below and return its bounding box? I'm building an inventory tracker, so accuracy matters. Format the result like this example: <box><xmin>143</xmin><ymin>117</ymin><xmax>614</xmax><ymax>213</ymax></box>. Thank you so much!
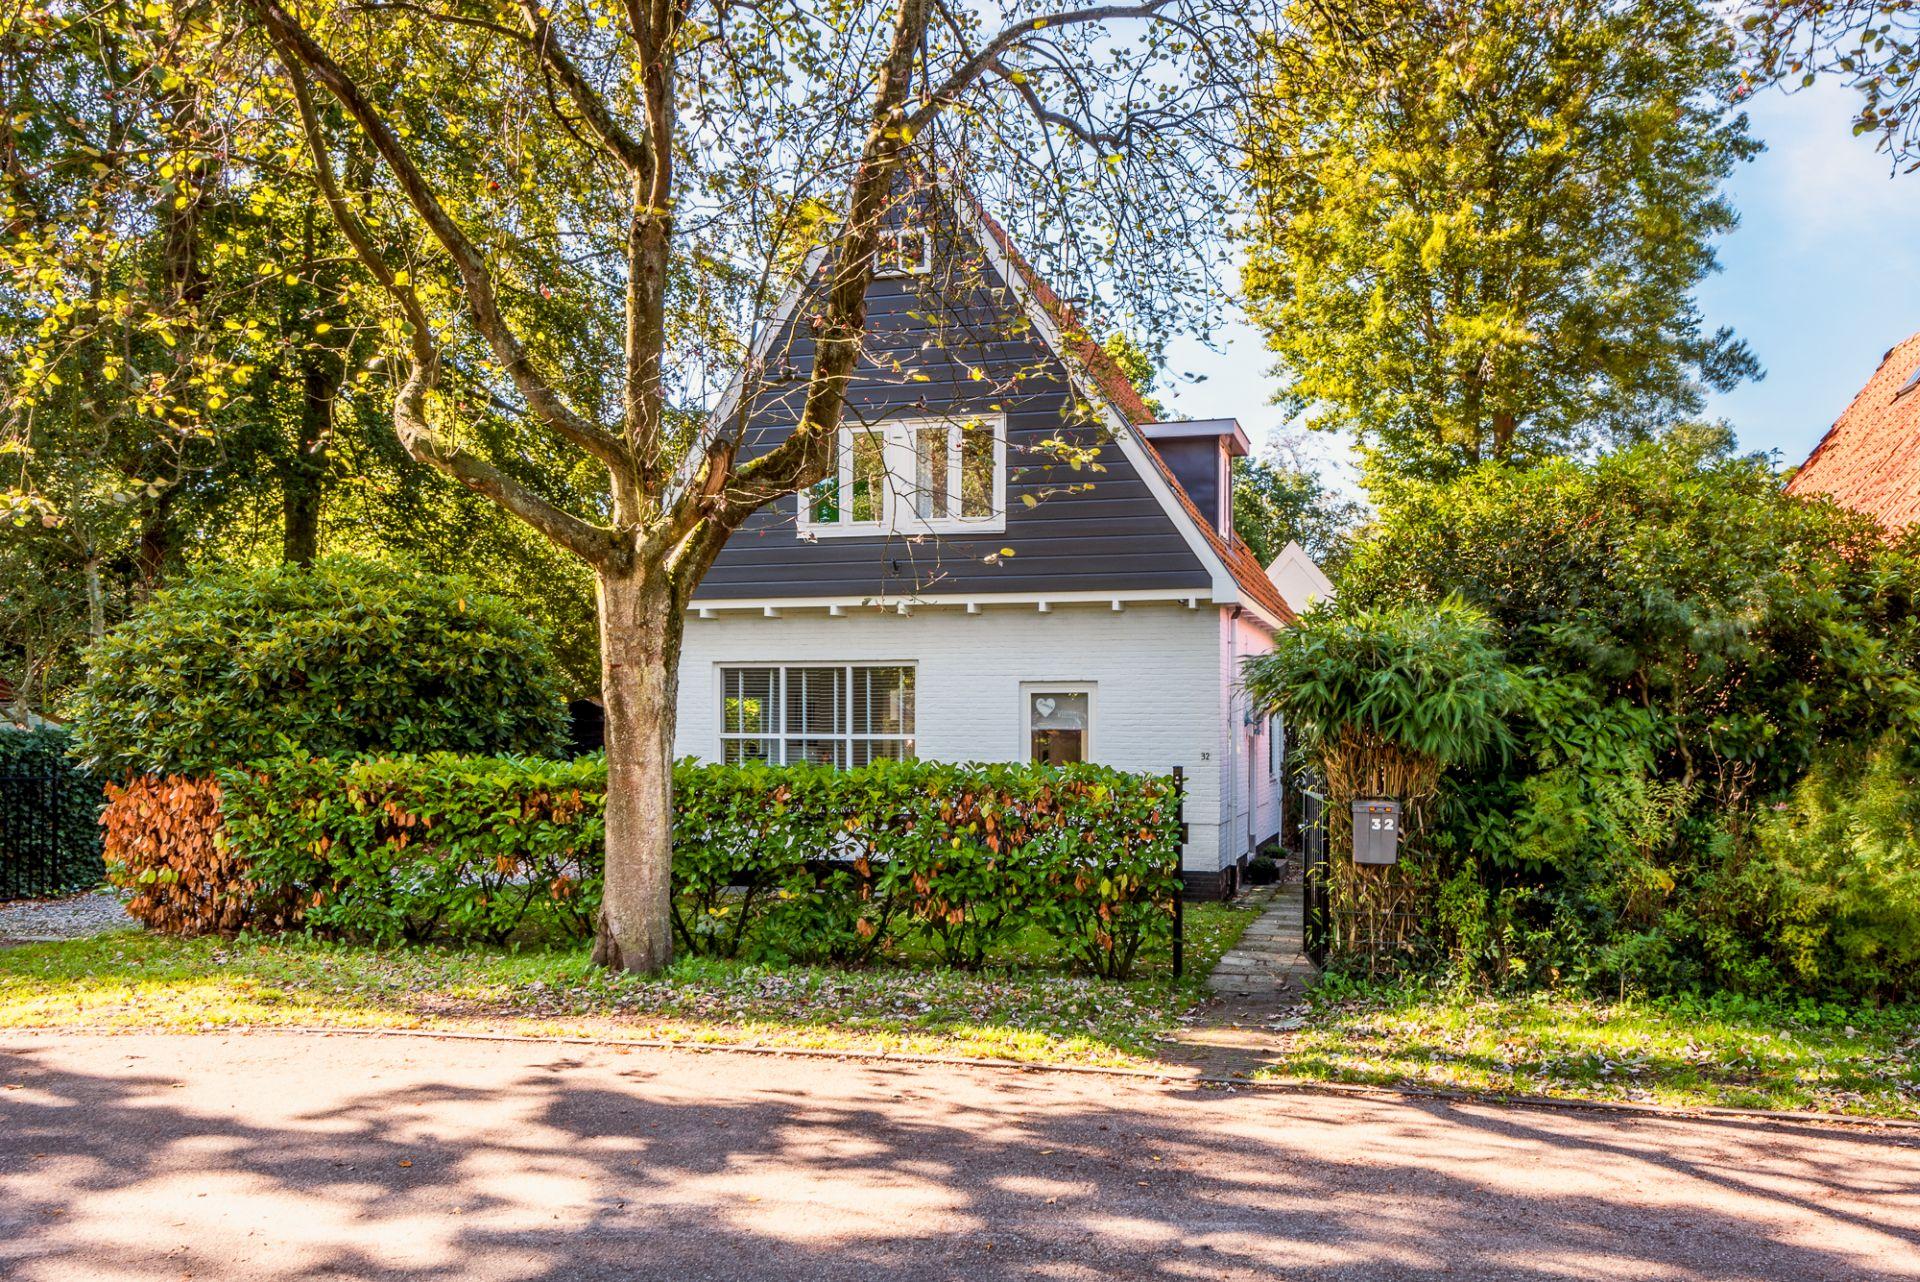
<box><xmin>1244</xmin><ymin>599</ymin><xmax>1517</xmax><ymax>960</ymax></box>
<box><xmin>1243</xmin><ymin>597</ymin><xmax>1518</xmax><ymax>767</ymax></box>
<box><xmin>672</xmin><ymin>759</ymin><xmax>1184</xmax><ymax>974</ymax></box>
<box><xmin>69</xmin><ymin>557</ymin><xmax>568</xmax><ymax>779</ymax></box>
<box><xmin>1752</xmin><ymin>738</ymin><xmax>1920</xmax><ymax>998</ymax></box>
<box><xmin>221</xmin><ymin>755</ymin><xmax>603</xmax><ymax>945</ymax></box>
<box><xmin>0</xmin><ymin>726</ymin><xmax>104</xmax><ymax>897</ymax></box>
<box><xmin>215</xmin><ymin>755</ymin><xmax>1183</xmax><ymax>975</ymax></box>
<box><xmin>1321</xmin><ymin>431</ymin><xmax>1920</xmax><ymax>999</ymax></box>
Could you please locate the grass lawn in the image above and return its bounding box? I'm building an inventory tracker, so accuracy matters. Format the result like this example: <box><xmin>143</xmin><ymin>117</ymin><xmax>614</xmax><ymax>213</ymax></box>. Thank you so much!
<box><xmin>1263</xmin><ymin>975</ymin><xmax>1920</xmax><ymax>1119</ymax></box>
<box><xmin>0</xmin><ymin>901</ymin><xmax>1259</xmax><ymax>1068</ymax></box>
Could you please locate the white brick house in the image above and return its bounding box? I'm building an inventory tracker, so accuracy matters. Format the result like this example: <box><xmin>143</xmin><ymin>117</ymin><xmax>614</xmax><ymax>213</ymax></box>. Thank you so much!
<box><xmin>672</xmin><ymin>186</ymin><xmax>1314</xmax><ymax>896</ymax></box>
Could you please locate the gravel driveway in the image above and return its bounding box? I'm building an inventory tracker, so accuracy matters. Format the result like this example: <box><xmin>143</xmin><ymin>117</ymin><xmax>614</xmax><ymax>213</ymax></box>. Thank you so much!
<box><xmin>0</xmin><ymin>891</ymin><xmax>133</xmax><ymax>943</ymax></box>
<box><xmin>3</xmin><ymin>1030</ymin><xmax>1916</xmax><ymax>1281</ymax></box>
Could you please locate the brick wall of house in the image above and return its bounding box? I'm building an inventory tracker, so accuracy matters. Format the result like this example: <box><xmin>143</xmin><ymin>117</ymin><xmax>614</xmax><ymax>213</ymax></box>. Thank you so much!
<box><xmin>673</xmin><ymin>599</ymin><xmax>1250</xmax><ymax>874</ymax></box>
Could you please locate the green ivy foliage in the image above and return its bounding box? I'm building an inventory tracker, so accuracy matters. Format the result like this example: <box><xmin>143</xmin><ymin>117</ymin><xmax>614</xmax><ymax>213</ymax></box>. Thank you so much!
<box><xmin>68</xmin><ymin>557</ymin><xmax>569</xmax><ymax>779</ymax></box>
<box><xmin>0</xmin><ymin>727</ymin><xmax>104</xmax><ymax>897</ymax></box>
<box><xmin>216</xmin><ymin>755</ymin><xmax>1184</xmax><ymax>977</ymax></box>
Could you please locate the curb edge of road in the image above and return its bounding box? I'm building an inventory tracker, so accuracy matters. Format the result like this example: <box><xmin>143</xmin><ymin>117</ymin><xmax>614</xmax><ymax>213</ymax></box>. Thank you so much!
<box><xmin>14</xmin><ymin>1020</ymin><xmax>1920</xmax><ymax>1136</ymax></box>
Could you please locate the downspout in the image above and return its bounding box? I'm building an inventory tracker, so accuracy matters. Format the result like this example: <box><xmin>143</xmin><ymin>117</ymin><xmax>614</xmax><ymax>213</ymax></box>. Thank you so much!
<box><xmin>1227</xmin><ymin>605</ymin><xmax>1243</xmax><ymax>875</ymax></box>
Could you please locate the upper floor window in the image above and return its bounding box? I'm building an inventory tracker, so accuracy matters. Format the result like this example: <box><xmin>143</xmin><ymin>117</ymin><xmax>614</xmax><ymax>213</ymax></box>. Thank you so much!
<box><xmin>802</xmin><ymin>414</ymin><xmax>1005</xmax><ymax>537</ymax></box>
<box><xmin>874</xmin><ymin>226</ymin><xmax>933</xmax><ymax>278</ymax></box>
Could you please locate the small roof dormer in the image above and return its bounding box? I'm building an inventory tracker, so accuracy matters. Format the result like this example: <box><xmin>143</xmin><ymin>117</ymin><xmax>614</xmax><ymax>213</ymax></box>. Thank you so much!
<box><xmin>1138</xmin><ymin>419</ymin><xmax>1250</xmax><ymax>537</ymax></box>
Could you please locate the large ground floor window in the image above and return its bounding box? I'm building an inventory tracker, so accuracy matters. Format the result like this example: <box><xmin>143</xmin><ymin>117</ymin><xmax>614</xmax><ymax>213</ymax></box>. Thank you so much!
<box><xmin>720</xmin><ymin>664</ymin><xmax>915</xmax><ymax>766</ymax></box>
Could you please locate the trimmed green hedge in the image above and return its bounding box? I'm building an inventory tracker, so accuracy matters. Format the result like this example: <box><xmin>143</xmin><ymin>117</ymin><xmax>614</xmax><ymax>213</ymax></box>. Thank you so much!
<box><xmin>216</xmin><ymin>755</ymin><xmax>1183</xmax><ymax>977</ymax></box>
<box><xmin>0</xmin><ymin>728</ymin><xmax>105</xmax><ymax>898</ymax></box>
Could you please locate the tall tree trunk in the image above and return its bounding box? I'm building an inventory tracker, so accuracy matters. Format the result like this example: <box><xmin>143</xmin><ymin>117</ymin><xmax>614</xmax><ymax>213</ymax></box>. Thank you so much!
<box><xmin>1491</xmin><ymin>410</ymin><xmax>1516</xmax><ymax>460</ymax></box>
<box><xmin>591</xmin><ymin>564</ymin><xmax>683</xmax><ymax>972</ymax></box>
<box><xmin>84</xmin><ymin>554</ymin><xmax>105</xmax><ymax>641</ymax></box>
<box><xmin>135</xmin><ymin>487</ymin><xmax>178</xmax><ymax>591</ymax></box>
<box><xmin>282</xmin><ymin>353</ymin><xmax>338</xmax><ymax>564</ymax></box>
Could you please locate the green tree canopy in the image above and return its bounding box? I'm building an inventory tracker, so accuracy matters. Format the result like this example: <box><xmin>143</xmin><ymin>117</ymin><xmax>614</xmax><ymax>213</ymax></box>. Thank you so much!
<box><xmin>1231</xmin><ymin>449</ymin><xmax>1364</xmax><ymax>569</ymax></box>
<box><xmin>1742</xmin><ymin>2</ymin><xmax>1920</xmax><ymax>168</ymax></box>
<box><xmin>1243</xmin><ymin>0</ymin><xmax>1761</xmax><ymax>482</ymax></box>
<box><xmin>1341</xmin><ymin>428</ymin><xmax>1919</xmax><ymax>798</ymax></box>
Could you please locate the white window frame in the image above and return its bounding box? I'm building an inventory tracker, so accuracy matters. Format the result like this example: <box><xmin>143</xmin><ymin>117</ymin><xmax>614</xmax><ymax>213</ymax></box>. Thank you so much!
<box><xmin>1020</xmin><ymin>681</ymin><xmax>1097</xmax><ymax>764</ymax></box>
<box><xmin>873</xmin><ymin>226</ymin><xmax>933</xmax><ymax>278</ymax></box>
<box><xmin>798</xmin><ymin>414</ymin><xmax>1007</xmax><ymax>538</ymax></box>
<box><xmin>715</xmin><ymin>662</ymin><xmax>916</xmax><ymax>767</ymax></box>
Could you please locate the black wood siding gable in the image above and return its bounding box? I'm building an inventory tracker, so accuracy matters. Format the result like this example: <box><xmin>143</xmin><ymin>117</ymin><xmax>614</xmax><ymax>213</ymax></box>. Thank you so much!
<box><xmin>693</xmin><ymin>209</ymin><xmax>1209</xmax><ymax>602</ymax></box>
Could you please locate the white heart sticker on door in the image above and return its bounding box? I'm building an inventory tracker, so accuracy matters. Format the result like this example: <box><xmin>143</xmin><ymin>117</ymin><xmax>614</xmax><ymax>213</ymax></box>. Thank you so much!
<box><xmin>1034</xmin><ymin>697</ymin><xmax>1057</xmax><ymax>718</ymax></box>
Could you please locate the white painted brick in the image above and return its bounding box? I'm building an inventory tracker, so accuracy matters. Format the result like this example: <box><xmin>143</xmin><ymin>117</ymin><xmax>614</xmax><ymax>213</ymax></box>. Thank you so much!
<box><xmin>675</xmin><ymin>601</ymin><xmax>1251</xmax><ymax>872</ymax></box>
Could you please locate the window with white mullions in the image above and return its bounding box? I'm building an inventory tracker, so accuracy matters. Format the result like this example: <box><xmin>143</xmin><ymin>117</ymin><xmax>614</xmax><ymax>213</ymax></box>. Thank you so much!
<box><xmin>807</xmin><ymin>424</ymin><xmax>887</xmax><ymax>528</ymax></box>
<box><xmin>801</xmin><ymin>415</ymin><xmax>1005</xmax><ymax>537</ymax></box>
<box><xmin>873</xmin><ymin>226</ymin><xmax>932</xmax><ymax>278</ymax></box>
<box><xmin>719</xmin><ymin>665</ymin><xmax>914</xmax><ymax>766</ymax></box>
<box><xmin>913</xmin><ymin>419</ymin><xmax>998</xmax><ymax>523</ymax></box>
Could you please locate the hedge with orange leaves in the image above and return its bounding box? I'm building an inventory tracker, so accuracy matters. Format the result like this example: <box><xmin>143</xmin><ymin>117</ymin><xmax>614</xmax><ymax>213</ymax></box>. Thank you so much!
<box><xmin>101</xmin><ymin>776</ymin><xmax>297</xmax><ymax>935</ymax></box>
<box><xmin>101</xmin><ymin>756</ymin><xmax>1184</xmax><ymax>977</ymax></box>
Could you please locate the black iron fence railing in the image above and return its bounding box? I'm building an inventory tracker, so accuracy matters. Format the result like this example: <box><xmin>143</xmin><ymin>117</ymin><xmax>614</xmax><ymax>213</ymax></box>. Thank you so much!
<box><xmin>1301</xmin><ymin>789</ymin><xmax>1329</xmax><ymax>967</ymax></box>
<box><xmin>1</xmin><ymin>771</ymin><xmax>94</xmax><ymax>900</ymax></box>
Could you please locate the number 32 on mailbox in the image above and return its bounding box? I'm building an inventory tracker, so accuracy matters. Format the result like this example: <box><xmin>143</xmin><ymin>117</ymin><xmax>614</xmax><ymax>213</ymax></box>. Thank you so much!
<box><xmin>1351</xmin><ymin>799</ymin><xmax>1401</xmax><ymax>866</ymax></box>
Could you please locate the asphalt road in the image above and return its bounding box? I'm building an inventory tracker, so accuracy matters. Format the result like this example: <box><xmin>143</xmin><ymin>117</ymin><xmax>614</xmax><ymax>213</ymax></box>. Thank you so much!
<box><xmin>3</xmin><ymin>1030</ymin><xmax>1917</xmax><ymax>1281</ymax></box>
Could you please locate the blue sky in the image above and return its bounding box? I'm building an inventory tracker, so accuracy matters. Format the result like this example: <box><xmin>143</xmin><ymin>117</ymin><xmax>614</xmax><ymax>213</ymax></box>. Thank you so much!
<box><xmin>1160</xmin><ymin>79</ymin><xmax>1920</xmax><ymax>488</ymax></box>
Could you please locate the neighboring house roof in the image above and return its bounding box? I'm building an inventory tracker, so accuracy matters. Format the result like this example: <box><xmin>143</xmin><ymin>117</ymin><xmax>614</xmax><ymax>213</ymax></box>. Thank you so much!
<box><xmin>1265</xmin><ymin>541</ymin><xmax>1334</xmax><ymax>616</ymax></box>
<box><xmin>972</xmin><ymin>205</ymin><xmax>1297</xmax><ymax>627</ymax></box>
<box><xmin>1787</xmin><ymin>330</ymin><xmax>1920</xmax><ymax>534</ymax></box>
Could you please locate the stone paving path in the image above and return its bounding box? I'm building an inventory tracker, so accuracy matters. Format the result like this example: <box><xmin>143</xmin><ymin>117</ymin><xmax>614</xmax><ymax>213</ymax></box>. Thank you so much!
<box><xmin>1162</xmin><ymin>875</ymin><xmax>1320</xmax><ymax>1079</ymax></box>
<box><xmin>1206</xmin><ymin>878</ymin><xmax>1317</xmax><ymax>995</ymax></box>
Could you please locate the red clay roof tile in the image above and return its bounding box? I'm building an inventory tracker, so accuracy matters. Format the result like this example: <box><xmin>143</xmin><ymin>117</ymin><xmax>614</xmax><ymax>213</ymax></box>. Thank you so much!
<box><xmin>973</xmin><ymin>206</ymin><xmax>1297</xmax><ymax>626</ymax></box>
<box><xmin>1788</xmin><ymin>330</ymin><xmax>1920</xmax><ymax>535</ymax></box>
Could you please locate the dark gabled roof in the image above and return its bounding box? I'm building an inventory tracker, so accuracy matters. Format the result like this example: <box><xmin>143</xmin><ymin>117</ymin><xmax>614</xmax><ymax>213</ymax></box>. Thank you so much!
<box><xmin>972</xmin><ymin>207</ymin><xmax>1297</xmax><ymax>626</ymax></box>
<box><xmin>1788</xmin><ymin>329</ymin><xmax>1920</xmax><ymax>535</ymax></box>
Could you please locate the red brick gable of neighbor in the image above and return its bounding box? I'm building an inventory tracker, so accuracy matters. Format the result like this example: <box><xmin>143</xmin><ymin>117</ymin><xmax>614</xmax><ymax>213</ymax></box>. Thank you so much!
<box><xmin>1787</xmin><ymin>329</ymin><xmax>1920</xmax><ymax>535</ymax></box>
<box><xmin>971</xmin><ymin>205</ymin><xmax>1298</xmax><ymax>626</ymax></box>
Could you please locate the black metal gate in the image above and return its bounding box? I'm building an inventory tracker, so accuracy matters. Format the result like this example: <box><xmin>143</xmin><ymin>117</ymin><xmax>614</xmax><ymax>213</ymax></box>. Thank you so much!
<box><xmin>1301</xmin><ymin>789</ymin><xmax>1329</xmax><ymax>966</ymax></box>
<box><xmin>0</xmin><ymin>771</ymin><xmax>79</xmax><ymax>899</ymax></box>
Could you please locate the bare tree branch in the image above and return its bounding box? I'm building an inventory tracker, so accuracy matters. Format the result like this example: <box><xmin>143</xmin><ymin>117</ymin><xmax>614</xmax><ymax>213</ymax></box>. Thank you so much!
<box><xmin>906</xmin><ymin>0</ymin><xmax>1174</xmax><ymax>133</ymax></box>
<box><xmin>666</xmin><ymin>0</ymin><xmax>934</xmax><ymax>573</ymax></box>
<box><xmin>513</xmin><ymin>0</ymin><xmax>655</xmax><ymax>176</ymax></box>
<box><xmin>992</xmin><ymin>59</ymin><xmax>1124</xmax><ymax>148</ymax></box>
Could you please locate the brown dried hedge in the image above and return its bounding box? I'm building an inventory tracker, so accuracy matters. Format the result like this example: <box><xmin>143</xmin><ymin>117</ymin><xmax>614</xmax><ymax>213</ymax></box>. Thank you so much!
<box><xmin>101</xmin><ymin>776</ymin><xmax>295</xmax><ymax>936</ymax></box>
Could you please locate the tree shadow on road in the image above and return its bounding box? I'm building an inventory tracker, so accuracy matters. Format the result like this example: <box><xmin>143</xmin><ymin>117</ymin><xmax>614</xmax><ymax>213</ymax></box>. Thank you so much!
<box><xmin>2</xmin><ymin>1035</ymin><xmax>1916</xmax><ymax>1281</ymax></box>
